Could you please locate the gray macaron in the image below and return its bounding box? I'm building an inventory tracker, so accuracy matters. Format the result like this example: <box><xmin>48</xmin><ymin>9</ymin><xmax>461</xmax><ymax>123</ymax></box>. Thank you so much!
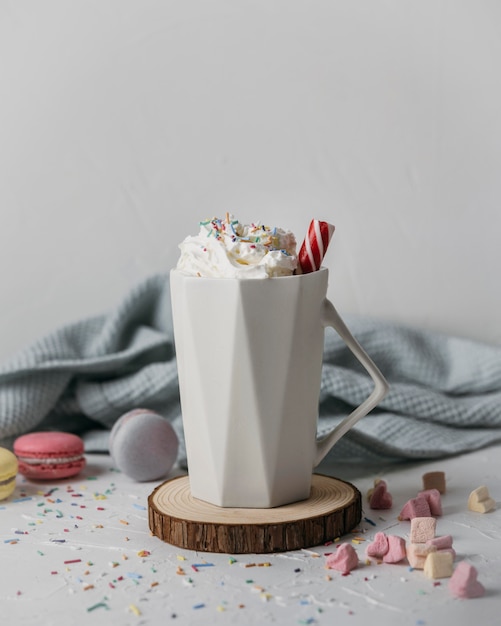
<box><xmin>109</xmin><ymin>409</ymin><xmax>179</xmax><ymax>481</ymax></box>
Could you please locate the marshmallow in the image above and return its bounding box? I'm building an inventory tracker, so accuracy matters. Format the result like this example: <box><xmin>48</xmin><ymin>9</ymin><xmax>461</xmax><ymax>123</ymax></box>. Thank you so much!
<box><xmin>366</xmin><ymin>532</ymin><xmax>389</xmax><ymax>559</ymax></box>
<box><xmin>436</xmin><ymin>547</ymin><xmax>456</xmax><ymax>560</ymax></box>
<box><xmin>419</xmin><ymin>488</ymin><xmax>443</xmax><ymax>516</ymax></box>
<box><xmin>468</xmin><ymin>486</ymin><xmax>496</xmax><ymax>513</ymax></box>
<box><xmin>406</xmin><ymin>543</ymin><xmax>437</xmax><ymax>569</ymax></box>
<box><xmin>382</xmin><ymin>535</ymin><xmax>406</xmax><ymax>564</ymax></box>
<box><xmin>422</xmin><ymin>471</ymin><xmax>446</xmax><ymax>494</ymax></box>
<box><xmin>448</xmin><ymin>562</ymin><xmax>485</xmax><ymax>599</ymax></box>
<box><xmin>325</xmin><ymin>543</ymin><xmax>359</xmax><ymax>573</ymax></box>
<box><xmin>366</xmin><ymin>478</ymin><xmax>384</xmax><ymax>500</ymax></box>
<box><xmin>426</xmin><ymin>536</ymin><xmax>456</xmax><ymax>560</ymax></box>
<box><xmin>367</xmin><ymin>479</ymin><xmax>393</xmax><ymax>510</ymax></box>
<box><xmin>424</xmin><ymin>551</ymin><xmax>454</xmax><ymax>579</ymax></box>
<box><xmin>410</xmin><ymin>517</ymin><xmax>436</xmax><ymax>543</ymax></box>
<box><xmin>398</xmin><ymin>495</ymin><xmax>431</xmax><ymax>521</ymax></box>
<box><xmin>426</xmin><ymin>535</ymin><xmax>453</xmax><ymax>550</ymax></box>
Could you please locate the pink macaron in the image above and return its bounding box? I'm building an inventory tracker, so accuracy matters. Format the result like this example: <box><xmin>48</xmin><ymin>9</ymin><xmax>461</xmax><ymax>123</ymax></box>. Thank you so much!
<box><xmin>14</xmin><ymin>432</ymin><xmax>86</xmax><ymax>480</ymax></box>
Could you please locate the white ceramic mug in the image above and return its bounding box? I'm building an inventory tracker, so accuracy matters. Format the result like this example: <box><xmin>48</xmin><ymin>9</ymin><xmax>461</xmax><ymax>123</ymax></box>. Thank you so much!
<box><xmin>170</xmin><ymin>267</ymin><xmax>388</xmax><ymax>508</ymax></box>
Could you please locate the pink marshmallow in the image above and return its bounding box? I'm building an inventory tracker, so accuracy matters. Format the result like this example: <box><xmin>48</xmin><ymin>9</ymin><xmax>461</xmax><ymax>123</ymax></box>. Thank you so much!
<box><xmin>425</xmin><ymin>535</ymin><xmax>456</xmax><ymax>559</ymax></box>
<box><xmin>368</xmin><ymin>480</ymin><xmax>393</xmax><ymax>510</ymax></box>
<box><xmin>382</xmin><ymin>535</ymin><xmax>406</xmax><ymax>564</ymax></box>
<box><xmin>419</xmin><ymin>488</ymin><xmax>443</xmax><ymax>516</ymax></box>
<box><xmin>366</xmin><ymin>532</ymin><xmax>389</xmax><ymax>558</ymax></box>
<box><xmin>426</xmin><ymin>535</ymin><xmax>453</xmax><ymax>550</ymax></box>
<box><xmin>410</xmin><ymin>517</ymin><xmax>436</xmax><ymax>543</ymax></box>
<box><xmin>398</xmin><ymin>495</ymin><xmax>431</xmax><ymax>520</ymax></box>
<box><xmin>326</xmin><ymin>543</ymin><xmax>359</xmax><ymax>573</ymax></box>
<box><xmin>448</xmin><ymin>561</ymin><xmax>485</xmax><ymax>598</ymax></box>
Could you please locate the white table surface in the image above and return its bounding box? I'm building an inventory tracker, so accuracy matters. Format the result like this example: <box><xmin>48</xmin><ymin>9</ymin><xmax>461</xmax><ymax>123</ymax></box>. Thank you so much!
<box><xmin>1</xmin><ymin>444</ymin><xmax>500</xmax><ymax>626</ymax></box>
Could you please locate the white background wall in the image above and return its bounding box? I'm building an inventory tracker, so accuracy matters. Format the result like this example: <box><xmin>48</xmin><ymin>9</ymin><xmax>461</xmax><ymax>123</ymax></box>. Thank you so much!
<box><xmin>1</xmin><ymin>0</ymin><xmax>500</xmax><ymax>363</ymax></box>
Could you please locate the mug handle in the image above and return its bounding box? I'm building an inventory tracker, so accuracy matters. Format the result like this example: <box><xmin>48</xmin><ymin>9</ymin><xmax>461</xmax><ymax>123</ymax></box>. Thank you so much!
<box><xmin>314</xmin><ymin>298</ymin><xmax>389</xmax><ymax>467</ymax></box>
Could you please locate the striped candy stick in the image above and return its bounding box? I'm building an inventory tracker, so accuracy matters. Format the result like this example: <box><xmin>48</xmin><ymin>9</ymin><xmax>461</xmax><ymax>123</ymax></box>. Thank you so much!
<box><xmin>296</xmin><ymin>219</ymin><xmax>335</xmax><ymax>274</ymax></box>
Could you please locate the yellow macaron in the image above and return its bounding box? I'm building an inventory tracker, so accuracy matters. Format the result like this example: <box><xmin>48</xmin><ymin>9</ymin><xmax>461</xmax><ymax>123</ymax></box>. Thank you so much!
<box><xmin>0</xmin><ymin>447</ymin><xmax>18</xmax><ymax>500</ymax></box>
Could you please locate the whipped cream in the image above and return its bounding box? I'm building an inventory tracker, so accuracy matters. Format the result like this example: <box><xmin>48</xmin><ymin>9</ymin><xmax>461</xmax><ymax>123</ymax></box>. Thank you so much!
<box><xmin>176</xmin><ymin>216</ymin><xmax>298</xmax><ymax>278</ymax></box>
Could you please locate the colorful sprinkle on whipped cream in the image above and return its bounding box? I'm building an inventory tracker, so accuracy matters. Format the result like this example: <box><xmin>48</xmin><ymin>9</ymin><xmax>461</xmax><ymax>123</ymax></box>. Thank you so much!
<box><xmin>176</xmin><ymin>214</ymin><xmax>298</xmax><ymax>278</ymax></box>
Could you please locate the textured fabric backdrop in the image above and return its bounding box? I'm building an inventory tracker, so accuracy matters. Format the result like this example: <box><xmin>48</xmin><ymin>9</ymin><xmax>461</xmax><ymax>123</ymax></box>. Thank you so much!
<box><xmin>1</xmin><ymin>273</ymin><xmax>501</xmax><ymax>465</ymax></box>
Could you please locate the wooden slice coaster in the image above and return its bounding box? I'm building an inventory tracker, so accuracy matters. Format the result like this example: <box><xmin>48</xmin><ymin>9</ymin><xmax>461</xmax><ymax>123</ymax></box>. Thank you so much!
<box><xmin>148</xmin><ymin>474</ymin><xmax>361</xmax><ymax>554</ymax></box>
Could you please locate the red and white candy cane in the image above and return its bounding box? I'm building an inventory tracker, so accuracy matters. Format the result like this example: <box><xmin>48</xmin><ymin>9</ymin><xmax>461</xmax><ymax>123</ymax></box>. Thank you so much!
<box><xmin>297</xmin><ymin>219</ymin><xmax>335</xmax><ymax>274</ymax></box>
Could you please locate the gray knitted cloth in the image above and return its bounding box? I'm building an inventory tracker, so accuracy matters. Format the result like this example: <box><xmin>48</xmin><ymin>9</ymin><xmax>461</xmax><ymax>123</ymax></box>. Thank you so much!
<box><xmin>1</xmin><ymin>273</ymin><xmax>501</xmax><ymax>464</ymax></box>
